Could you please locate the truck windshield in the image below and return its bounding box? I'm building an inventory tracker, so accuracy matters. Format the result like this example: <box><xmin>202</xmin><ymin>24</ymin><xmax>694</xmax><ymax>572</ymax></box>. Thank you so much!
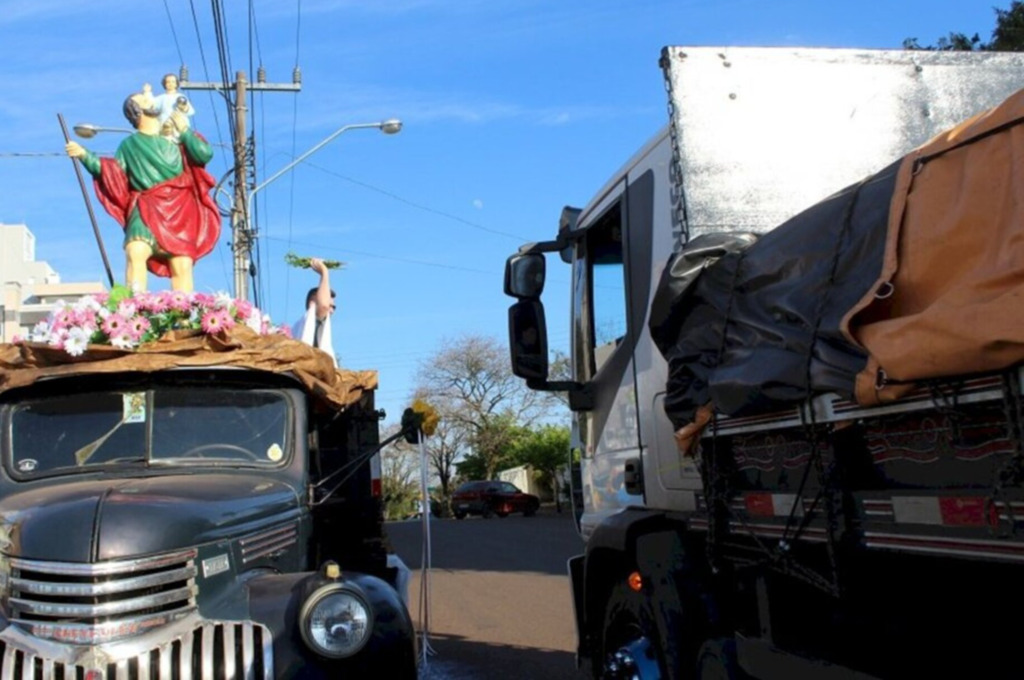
<box><xmin>7</xmin><ymin>388</ymin><xmax>290</xmax><ymax>477</ymax></box>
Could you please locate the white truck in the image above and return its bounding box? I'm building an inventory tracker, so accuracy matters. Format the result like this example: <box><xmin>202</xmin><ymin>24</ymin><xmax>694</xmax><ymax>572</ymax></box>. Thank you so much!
<box><xmin>504</xmin><ymin>46</ymin><xmax>1024</xmax><ymax>679</ymax></box>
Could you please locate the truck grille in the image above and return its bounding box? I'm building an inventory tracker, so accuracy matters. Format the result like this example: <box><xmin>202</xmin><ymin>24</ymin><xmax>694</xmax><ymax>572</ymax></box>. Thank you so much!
<box><xmin>7</xmin><ymin>549</ymin><xmax>198</xmax><ymax>644</ymax></box>
<box><xmin>0</xmin><ymin>620</ymin><xmax>273</xmax><ymax>679</ymax></box>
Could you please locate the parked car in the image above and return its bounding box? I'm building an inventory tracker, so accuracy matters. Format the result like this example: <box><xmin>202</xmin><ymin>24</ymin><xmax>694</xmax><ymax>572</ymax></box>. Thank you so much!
<box><xmin>451</xmin><ymin>480</ymin><xmax>540</xmax><ymax>519</ymax></box>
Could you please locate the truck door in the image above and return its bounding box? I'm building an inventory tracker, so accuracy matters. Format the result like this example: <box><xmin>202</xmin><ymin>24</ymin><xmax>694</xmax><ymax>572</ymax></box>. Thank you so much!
<box><xmin>571</xmin><ymin>181</ymin><xmax>644</xmax><ymax>533</ymax></box>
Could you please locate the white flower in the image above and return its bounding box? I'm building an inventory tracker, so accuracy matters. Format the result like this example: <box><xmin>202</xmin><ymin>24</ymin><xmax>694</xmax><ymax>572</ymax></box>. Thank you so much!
<box><xmin>110</xmin><ymin>334</ymin><xmax>137</xmax><ymax>350</ymax></box>
<box><xmin>246</xmin><ymin>313</ymin><xmax>262</xmax><ymax>334</ymax></box>
<box><xmin>98</xmin><ymin>307</ymin><xmax>112</xmax><ymax>319</ymax></box>
<box><xmin>64</xmin><ymin>328</ymin><xmax>91</xmax><ymax>357</ymax></box>
<box><xmin>214</xmin><ymin>292</ymin><xmax>233</xmax><ymax>310</ymax></box>
<box><xmin>29</xmin><ymin>321</ymin><xmax>51</xmax><ymax>342</ymax></box>
<box><xmin>47</xmin><ymin>328</ymin><xmax>68</xmax><ymax>348</ymax></box>
<box><xmin>74</xmin><ymin>296</ymin><xmax>102</xmax><ymax>314</ymax></box>
<box><xmin>117</xmin><ymin>301</ymin><xmax>137</xmax><ymax>318</ymax></box>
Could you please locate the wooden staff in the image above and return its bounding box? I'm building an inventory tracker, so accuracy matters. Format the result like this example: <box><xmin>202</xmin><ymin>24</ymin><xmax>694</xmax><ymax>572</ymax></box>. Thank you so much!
<box><xmin>57</xmin><ymin>113</ymin><xmax>115</xmax><ymax>288</ymax></box>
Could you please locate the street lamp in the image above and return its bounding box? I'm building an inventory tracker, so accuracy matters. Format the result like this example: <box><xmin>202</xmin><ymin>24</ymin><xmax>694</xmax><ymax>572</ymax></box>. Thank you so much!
<box><xmin>72</xmin><ymin>124</ymin><xmax>134</xmax><ymax>138</ymax></box>
<box><xmin>236</xmin><ymin>118</ymin><xmax>402</xmax><ymax>300</ymax></box>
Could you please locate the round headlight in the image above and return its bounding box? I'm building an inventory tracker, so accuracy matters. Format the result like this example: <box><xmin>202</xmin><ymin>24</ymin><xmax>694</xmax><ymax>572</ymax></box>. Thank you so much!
<box><xmin>299</xmin><ymin>585</ymin><xmax>374</xmax><ymax>658</ymax></box>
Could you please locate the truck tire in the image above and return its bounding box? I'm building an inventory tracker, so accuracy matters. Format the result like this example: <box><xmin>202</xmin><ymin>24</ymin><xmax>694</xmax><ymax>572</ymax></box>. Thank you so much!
<box><xmin>454</xmin><ymin>510</ymin><xmax>466</xmax><ymax>520</ymax></box>
<box><xmin>695</xmin><ymin>638</ymin><xmax>746</xmax><ymax>680</ymax></box>
<box><xmin>597</xmin><ymin>581</ymin><xmax>666</xmax><ymax>680</ymax></box>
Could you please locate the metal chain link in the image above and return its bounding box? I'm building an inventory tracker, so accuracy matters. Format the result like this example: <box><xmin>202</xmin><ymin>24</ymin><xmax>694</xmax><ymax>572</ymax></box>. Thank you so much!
<box><xmin>660</xmin><ymin>48</ymin><xmax>688</xmax><ymax>251</ymax></box>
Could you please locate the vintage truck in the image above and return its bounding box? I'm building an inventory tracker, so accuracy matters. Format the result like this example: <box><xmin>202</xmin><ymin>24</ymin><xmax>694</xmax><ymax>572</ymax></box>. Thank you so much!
<box><xmin>505</xmin><ymin>46</ymin><xmax>1024</xmax><ymax>678</ymax></box>
<box><xmin>0</xmin><ymin>306</ymin><xmax>417</xmax><ymax>679</ymax></box>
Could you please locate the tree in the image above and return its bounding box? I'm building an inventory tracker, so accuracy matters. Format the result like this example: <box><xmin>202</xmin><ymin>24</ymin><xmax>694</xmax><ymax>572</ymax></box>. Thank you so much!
<box><xmin>512</xmin><ymin>424</ymin><xmax>571</xmax><ymax>513</ymax></box>
<box><xmin>904</xmin><ymin>2</ymin><xmax>1024</xmax><ymax>51</ymax></box>
<box><xmin>415</xmin><ymin>334</ymin><xmax>554</xmax><ymax>480</ymax></box>
<box><xmin>379</xmin><ymin>424</ymin><xmax>421</xmax><ymax>520</ymax></box>
<box><xmin>421</xmin><ymin>406</ymin><xmax>464</xmax><ymax>514</ymax></box>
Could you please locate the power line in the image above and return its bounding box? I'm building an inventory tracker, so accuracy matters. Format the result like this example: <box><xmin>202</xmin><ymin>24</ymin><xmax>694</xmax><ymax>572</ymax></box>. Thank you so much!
<box><xmin>161</xmin><ymin>0</ymin><xmax>185</xmax><ymax>65</ymax></box>
<box><xmin>302</xmin><ymin>160</ymin><xmax>527</xmax><ymax>242</ymax></box>
<box><xmin>284</xmin><ymin>0</ymin><xmax>304</xmax><ymax>322</ymax></box>
<box><xmin>187</xmin><ymin>0</ymin><xmax>230</xmax><ymax>158</ymax></box>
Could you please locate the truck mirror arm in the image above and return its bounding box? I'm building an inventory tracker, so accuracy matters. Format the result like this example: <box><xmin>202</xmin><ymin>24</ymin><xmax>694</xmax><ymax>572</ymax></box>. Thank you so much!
<box><xmin>525</xmin><ymin>379</ymin><xmax>595</xmax><ymax>412</ymax></box>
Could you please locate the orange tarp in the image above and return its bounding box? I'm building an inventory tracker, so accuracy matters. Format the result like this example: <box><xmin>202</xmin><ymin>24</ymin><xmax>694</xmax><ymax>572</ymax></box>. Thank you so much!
<box><xmin>846</xmin><ymin>89</ymin><xmax>1024</xmax><ymax>405</ymax></box>
<box><xmin>0</xmin><ymin>326</ymin><xmax>377</xmax><ymax>411</ymax></box>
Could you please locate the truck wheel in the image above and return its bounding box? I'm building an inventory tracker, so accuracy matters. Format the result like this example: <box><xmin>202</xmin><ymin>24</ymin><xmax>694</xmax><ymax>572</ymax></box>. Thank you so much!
<box><xmin>454</xmin><ymin>511</ymin><xmax>466</xmax><ymax>520</ymax></box>
<box><xmin>598</xmin><ymin>582</ymin><xmax>665</xmax><ymax>680</ymax></box>
<box><xmin>695</xmin><ymin>638</ymin><xmax>745</xmax><ymax>680</ymax></box>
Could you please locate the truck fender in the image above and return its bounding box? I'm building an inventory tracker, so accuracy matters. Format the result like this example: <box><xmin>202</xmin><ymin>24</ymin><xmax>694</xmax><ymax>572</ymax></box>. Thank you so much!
<box><xmin>245</xmin><ymin>568</ymin><xmax>417</xmax><ymax>678</ymax></box>
<box><xmin>578</xmin><ymin>510</ymin><xmax>668</xmax><ymax>657</ymax></box>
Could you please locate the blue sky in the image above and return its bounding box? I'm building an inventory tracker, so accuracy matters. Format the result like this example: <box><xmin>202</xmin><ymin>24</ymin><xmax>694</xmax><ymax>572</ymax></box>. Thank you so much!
<box><xmin>0</xmin><ymin>0</ymin><xmax>1001</xmax><ymax>425</ymax></box>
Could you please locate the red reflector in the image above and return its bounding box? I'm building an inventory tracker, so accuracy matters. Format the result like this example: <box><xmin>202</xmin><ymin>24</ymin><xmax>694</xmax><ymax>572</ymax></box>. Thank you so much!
<box><xmin>371</xmin><ymin>478</ymin><xmax>382</xmax><ymax>497</ymax></box>
<box><xmin>745</xmin><ymin>494</ymin><xmax>774</xmax><ymax>517</ymax></box>
<box><xmin>938</xmin><ymin>497</ymin><xmax>988</xmax><ymax>526</ymax></box>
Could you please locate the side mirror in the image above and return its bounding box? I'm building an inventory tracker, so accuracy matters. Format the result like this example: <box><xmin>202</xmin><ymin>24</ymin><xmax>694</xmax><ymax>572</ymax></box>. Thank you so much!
<box><xmin>504</xmin><ymin>253</ymin><xmax>546</xmax><ymax>299</ymax></box>
<box><xmin>508</xmin><ymin>300</ymin><xmax>549</xmax><ymax>381</ymax></box>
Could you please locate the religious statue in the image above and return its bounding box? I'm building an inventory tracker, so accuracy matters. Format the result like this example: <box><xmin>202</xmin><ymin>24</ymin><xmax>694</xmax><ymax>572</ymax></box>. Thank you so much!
<box><xmin>65</xmin><ymin>83</ymin><xmax>219</xmax><ymax>292</ymax></box>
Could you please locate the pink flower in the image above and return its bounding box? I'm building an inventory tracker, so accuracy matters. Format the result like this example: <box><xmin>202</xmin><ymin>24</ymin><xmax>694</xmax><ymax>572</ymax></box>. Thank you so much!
<box><xmin>193</xmin><ymin>292</ymin><xmax>215</xmax><ymax>308</ymax></box>
<box><xmin>167</xmin><ymin>291</ymin><xmax>191</xmax><ymax>312</ymax></box>
<box><xmin>234</xmin><ymin>299</ymin><xmax>254</xmax><ymax>319</ymax></box>
<box><xmin>94</xmin><ymin>292</ymin><xmax>109</xmax><ymax>305</ymax></box>
<box><xmin>11</xmin><ymin>335</ymin><xmax>23</xmax><ymax>344</ymax></box>
<box><xmin>134</xmin><ymin>292</ymin><xmax>167</xmax><ymax>313</ymax></box>
<box><xmin>200</xmin><ymin>310</ymin><xmax>234</xmax><ymax>334</ymax></box>
<box><xmin>73</xmin><ymin>308</ymin><xmax>98</xmax><ymax>328</ymax></box>
<box><xmin>127</xmin><ymin>316</ymin><xmax>151</xmax><ymax>341</ymax></box>
<box><xmin>277</xmin><ymin>324</ymin><xmax>293</xmax><ymax>338</ymax></box>
<box><xmin>117</xmin><ymin>301</ymin><xmax>137</xmax><ymax>318</ymax></box>
<box><xmin>101</xmin><ymin>313</ymin><xmax>128</xmax><ymax>337</ymax></box>
<box><xmin>52</xmin><ymin>308</ymin><xmax>74</xmax><ymax>330</ymax></box>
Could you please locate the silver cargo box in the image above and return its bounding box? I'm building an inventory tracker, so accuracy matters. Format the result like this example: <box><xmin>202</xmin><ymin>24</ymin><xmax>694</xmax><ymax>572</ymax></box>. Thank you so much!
<box><xmin>660</xmin><ymin>46</ymin><xmax>1024</xmax><ymax>241</ymax></box>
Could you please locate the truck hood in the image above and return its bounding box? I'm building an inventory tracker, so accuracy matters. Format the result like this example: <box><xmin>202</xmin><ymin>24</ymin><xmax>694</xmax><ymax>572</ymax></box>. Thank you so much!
<box><xmin>0</xmin><ymin>473</ymin><xmax>301</xmax><ymax>562</ymax></box>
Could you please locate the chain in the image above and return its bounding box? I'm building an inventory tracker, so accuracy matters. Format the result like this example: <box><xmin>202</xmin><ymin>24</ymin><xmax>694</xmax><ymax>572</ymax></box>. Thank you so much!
<box><xmin>660</xmin><ymin>47</ymin><xmax>688</xmax><ymax>251</ymax></box>
<box><xmin>989</xmin><ymin>371</ymin><xmax>1024</xmax><ymax>536</ymax></box>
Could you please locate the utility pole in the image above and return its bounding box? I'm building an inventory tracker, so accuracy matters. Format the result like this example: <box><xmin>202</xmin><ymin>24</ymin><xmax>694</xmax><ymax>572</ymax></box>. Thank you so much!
<box><xmin>179</xmin><ymin>66</ymin><xmax>301</xmax><ymax>301</ymax></box>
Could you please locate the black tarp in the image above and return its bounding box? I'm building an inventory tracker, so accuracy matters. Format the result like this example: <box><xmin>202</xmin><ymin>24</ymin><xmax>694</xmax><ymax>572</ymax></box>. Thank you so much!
<box><xmin>650</xmin><ymin>159</ymin><xmax>901</xmax><ymax>431</ymax></box>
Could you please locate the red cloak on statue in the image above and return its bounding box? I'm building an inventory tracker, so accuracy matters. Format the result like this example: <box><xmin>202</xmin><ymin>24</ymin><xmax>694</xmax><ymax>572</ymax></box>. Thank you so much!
<box><xmin>92</xmin><ymin>134</ymin><xmax>221</xmax><ymax>279</ymax></box>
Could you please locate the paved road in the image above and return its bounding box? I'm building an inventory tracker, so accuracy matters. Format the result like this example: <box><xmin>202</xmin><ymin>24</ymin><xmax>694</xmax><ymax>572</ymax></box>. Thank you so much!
<box><xmin>385</xmin><ymin>507</ymin><xmax>591</xmax><ymax>680</ymax></box>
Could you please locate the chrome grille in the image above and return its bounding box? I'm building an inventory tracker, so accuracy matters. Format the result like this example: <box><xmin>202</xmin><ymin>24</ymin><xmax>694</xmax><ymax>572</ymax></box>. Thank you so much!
<box><xmin>0</xmin><ymin>620</ymin><xmax>273</xmax><ymax>679</ymax></box>
<box><xmin>8</xmin><ymin>550</ymin><xmax>198</xmax><ymax>644</ymax></box>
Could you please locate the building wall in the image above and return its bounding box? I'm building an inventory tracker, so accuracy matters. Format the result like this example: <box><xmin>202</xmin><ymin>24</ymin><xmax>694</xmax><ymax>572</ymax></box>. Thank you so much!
<box><xmin>0</xmin><ymin>223</ymin><xmax>106</xmax><ymax>342</ymax></box>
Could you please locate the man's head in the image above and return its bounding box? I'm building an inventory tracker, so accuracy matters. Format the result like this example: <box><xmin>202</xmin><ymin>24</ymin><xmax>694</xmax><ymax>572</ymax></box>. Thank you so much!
<box><xmin>306</xmin><ymin>287</ymin><xmax>336</xmax><ymax>313</ymax></box>
<box><xmin>123</xmin><ymin>87</ymin><xmax>161</xmax><ymax>129</ymax></box>
<box><xmin>162</xmin><ymin>73</ymin><xmax>179</xmax><ymax>92</ymax></box>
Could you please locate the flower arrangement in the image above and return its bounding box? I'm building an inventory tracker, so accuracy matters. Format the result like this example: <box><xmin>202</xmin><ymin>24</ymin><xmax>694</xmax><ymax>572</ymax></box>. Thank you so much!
<box><xmin>15</xmin><ymin>285</ymin><xmax>292</xmax><ymax>357</ymax></box>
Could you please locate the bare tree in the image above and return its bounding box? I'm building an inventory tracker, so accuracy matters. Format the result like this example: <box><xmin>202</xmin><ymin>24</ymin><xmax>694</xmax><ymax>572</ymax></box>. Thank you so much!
<box><xmin>415</xmin><ymin>334</ymin><xmax>553</xmax><ymax>479</ymax></box>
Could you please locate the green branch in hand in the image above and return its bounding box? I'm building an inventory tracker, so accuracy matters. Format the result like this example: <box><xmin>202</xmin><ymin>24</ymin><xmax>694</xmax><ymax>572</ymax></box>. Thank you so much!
<box><xmin>284</xmin><ymin>252</ymin><xmax>345</xmax><ymax>270</ymax></box>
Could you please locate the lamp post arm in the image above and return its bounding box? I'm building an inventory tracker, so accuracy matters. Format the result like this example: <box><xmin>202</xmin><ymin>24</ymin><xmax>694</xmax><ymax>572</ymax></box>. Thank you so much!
<box><xmin>245</xmin><ymin>122</ymin><xmax>383</xmax><ymax>218</ymax></box>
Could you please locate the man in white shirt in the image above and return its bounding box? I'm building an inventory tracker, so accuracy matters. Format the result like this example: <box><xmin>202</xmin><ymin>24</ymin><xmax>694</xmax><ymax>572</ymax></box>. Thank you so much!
<box><xmin>291</xmin><ymin>258</ymin><xmax>336</xmax><ymax>364</ymax></box>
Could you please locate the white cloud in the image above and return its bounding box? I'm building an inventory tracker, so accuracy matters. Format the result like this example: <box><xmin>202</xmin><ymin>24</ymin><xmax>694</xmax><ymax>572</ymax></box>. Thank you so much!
<box><xmin>472</xmin><ymin>199</ymin><xmax>483</xmax><ymax>209</ymax></box>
